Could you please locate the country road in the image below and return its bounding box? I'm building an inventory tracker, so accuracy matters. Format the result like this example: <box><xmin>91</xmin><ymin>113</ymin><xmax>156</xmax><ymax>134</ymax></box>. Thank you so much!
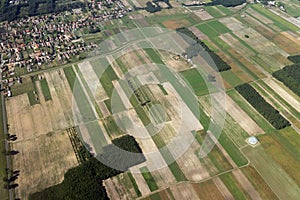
<box><xmin>1</xmin><ymin>71</ymin><xmax>14</xmax><ymax>200</ymax></box>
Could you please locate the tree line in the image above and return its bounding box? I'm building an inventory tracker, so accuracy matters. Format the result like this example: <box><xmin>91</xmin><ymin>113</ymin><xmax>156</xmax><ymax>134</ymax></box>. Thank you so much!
<box><xmin>182</xmin><ymin>0</ymin><xmax>246</xmax><ymax>7</ymax></box>
<box><xmin>176</xmin><ymin>27</ymin><xmax>231</xmax><ymax>72</ymax></box>
<box><xmin>29</xmin><ymin>135</ymin><xmax>146</xmax><ymax>200</ymax></box>
<box><xmin>207</xmin><ymin>0</ymin><xmax>246</xmax><ymax>7</ymax></box>
<box><xmin>287</xmin><ymin>54</ymin><xmax>300</xmax><ymax>63</ymax></box>
<box><xmin>235</xmin><ymin>83</ymin><xmax>290</xmax><ymax>130</ymax></box>
<box><xmin>0</xmin><ymin>0</ymin><xmax>87</xmax><ymax>21</ymax></box>
<box><xmin>273</xmin><ymin>62</ymin><xmax>300</xmax><ymax>97</ymax></box>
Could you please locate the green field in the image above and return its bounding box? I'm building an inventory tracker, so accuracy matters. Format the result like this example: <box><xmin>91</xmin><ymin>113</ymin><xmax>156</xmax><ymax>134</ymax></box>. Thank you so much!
<box><xmin>242</xmin><ymin>145</ymin><xmax>300</xmax><ymax>200</ymax></box>
<box><xmin>197</xmin><ymin>20</ymin><xmax>231</xmax><ymax>38</ymax></box>
<box><xmin>168</xmin><ymin>161</ymin><xmax>187</xmax><ymax>182</ymax></box>
<box><xmin>220</xmin><ymin>172</ymin><xmax>252</xmax><ymax>200</ymax></box>
<box><xmin>216</xmin><ymin>5</ymin><xmax>234</xmax><ymax>15</ymax></box>
<box><xmin>218</xmin><ymin>132</ymin><xmax>248</xmax><ymax>167</ymax></box>
<box><xmin>27</xmin><ymin>91</ymin><xmax>39</xmax><ymax>106</ymax></box>
<box><xmin>140</xmin><ymin>167</ymin><xmax>159</xmax><ymax>192</ymax></box>
<box><xmin>283</xmin><ymin>0</ymin><xmax>300</xmax><ymax>17</ymax></box>
<box><xmin>258</xmin><ymin>129</ymin><xmax>300</xmax><ymax>186</ymax></box>
<box><xmin>208</xmin><ymin>20</ymin><xmax>231</xmax><ymax>34</ymax></box>
<box><xmin>195</xmin><ymin>130</ymin><xmax>233</xmax><ymax>174</ymax></box>
<box><xmin>180</xmin><ymin>68</ymin><xmax>209</xmax><ymax>96</ymax></box>
<box><xmin>205</xmin><ymin>6</ymin><xmax>224</xmax><ymax>18</ymax></box>
<box><xmin>89</xmin><ymin>58</ymin><xmax>118</xmax><ymax>97</ymax></box>
<box><xmin>149</xmin><ymin>193</ymin><xmax>161</xmax><ymax>200</ymax></box>
<box><xmin>251</xmin><ymin>4</ymin><xmax>299</xmax><ymax>31</ymax></box>
<box><xmin>150</xmin><ymin>131</ymin><xmax>187</xmax><ymax>182</ymax></box>
<box><xmin>128</xmin><ymin>172</ymin><xmax>142</xmax><ymax>197</ymax></box>
<box><xmin>40</xmin><ymin>79</ymin><xmax>52</xmax><ymax>101</ymax></box>
<box><xmin>197</xmin><ymin>23</ymin><xmax>220</xmax><ymax>37</ymax></box>
<box><xmin>11</xmin><ymin>79</ymin><xmax>35</xmax><ymax>96</ymax></box>
<box><xmin>102</xmin><ymin>116</ymin><xmax>124</xmax><ymax>138</ymax></box>
<box><xmin>241</xmin><ymin>166</ymin><xmax>279</xmax><ymax>200</ymax></box>
<box><xmin>221</xmin><ymin>70</ymin><xmax>243</xmax><ymax>88</ymax></box>
<box><xmin>64</xmin><ymin>66</ymin><xmax>107</xmax><ymax>153</ymax></box>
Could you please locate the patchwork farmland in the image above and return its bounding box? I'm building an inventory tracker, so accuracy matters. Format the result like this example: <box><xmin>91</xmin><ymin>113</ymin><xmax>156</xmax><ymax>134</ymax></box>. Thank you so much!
<box><xmin>3</xmin><ymin>0</ymin><xmax>300</xmax><ymax>200</ymax></box>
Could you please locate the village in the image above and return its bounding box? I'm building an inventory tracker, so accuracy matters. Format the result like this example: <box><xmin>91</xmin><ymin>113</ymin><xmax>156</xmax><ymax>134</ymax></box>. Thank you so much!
<box><xmin>0</xmin><ymin>0</ymin><xmax>132</xmax><ymax>98</ymax></box>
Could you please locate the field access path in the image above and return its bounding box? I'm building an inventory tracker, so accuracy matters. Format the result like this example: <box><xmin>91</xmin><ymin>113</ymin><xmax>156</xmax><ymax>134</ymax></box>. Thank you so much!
<box><xmin>0</xmin><ymin>71</ymin><xmax>14</xmax><ymax>200</ymax></box>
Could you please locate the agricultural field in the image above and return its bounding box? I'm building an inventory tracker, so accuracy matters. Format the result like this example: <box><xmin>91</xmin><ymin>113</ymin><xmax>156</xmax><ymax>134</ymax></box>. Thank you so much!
<box><xmin>6</xmin><ymin>70</ymin><xmax>79</xmax><ymax>199</ymax></box>
<box><xmin>3</xmin><ymin>1</ymin><xmax>300</xmax><ymax>200</ymax></box>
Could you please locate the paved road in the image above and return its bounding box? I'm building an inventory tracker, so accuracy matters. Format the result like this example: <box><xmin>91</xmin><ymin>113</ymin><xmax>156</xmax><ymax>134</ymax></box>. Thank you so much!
<box><xmin>0</xmin><ymin>71</ymin><xmax>14</xmax><ymax>200</ymax></box>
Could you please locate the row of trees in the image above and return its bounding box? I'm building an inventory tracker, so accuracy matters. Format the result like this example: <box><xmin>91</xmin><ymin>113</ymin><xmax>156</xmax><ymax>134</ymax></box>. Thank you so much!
<box><xmin>207</xmin><ymin>0</ymin><xmax>246</xmax><ymax>7</ymax></box>
<box><xmin>236</xmin><ymin>83</ymin><xmax>290</xmax><ymax>130</ymax></box>
<box><xmin>182</xmin><ymin>0</ymin><xmax>246</xmax><ymax>7</ymax></box>
<box><xmin>29</xmin><ymin>135</ymin><xmax>146</xmax><ymax>200</ymax></box>
<box><xmin>273</xmin><ymin>63</ymin><xmax>300</xmax><ymax>97</ymax></box>
<box><xmin>176</xmin><ymin>27</ymin><xmax>231</xmax><ymax>72</ymax></box>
